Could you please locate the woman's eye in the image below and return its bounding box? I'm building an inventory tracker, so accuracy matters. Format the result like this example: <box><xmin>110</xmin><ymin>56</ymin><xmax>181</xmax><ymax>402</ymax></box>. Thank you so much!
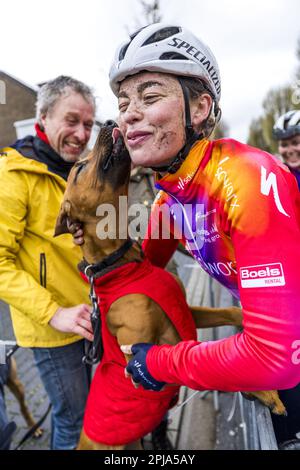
<box><xmin>144</xmin><ymin>94</ymin><xmax>159</xmax><ymax>103</ymax></box>
<box><xmin>118</xmin><ymin>102</ymin><xmax>129</xmax><ymax>112</ymax></box>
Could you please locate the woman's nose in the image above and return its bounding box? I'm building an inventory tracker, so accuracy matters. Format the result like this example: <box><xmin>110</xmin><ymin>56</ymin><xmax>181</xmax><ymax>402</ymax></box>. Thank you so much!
<box><xmin>123</xmin><ymin>102</ymin><xmax>143</xmax><ymax>124</ymax></box>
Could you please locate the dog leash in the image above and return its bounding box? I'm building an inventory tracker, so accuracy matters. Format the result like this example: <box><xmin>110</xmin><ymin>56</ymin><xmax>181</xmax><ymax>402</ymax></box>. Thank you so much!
<box><xmin>0</xmin><ymin>342</ymin><xmax>52</xmax><ymax>450</ymax></box>
<box><xmin>167</xmin><ymin>390</ymin><xmax>201</xmax><ymax>421</ymax></box>
<box><xmin>81</xmin><ymin>239</ymin><xmax>136</xmax><ymax>366</ymax></box>
<box><xmin>14</xmin><ymin>403</ymin><xmax>52</xmax><ymax>450</ymax></box>
<box><xmin>82</xmin><ymin>270</ymin><xmax>104</xmax><ymax>365</ymax></box>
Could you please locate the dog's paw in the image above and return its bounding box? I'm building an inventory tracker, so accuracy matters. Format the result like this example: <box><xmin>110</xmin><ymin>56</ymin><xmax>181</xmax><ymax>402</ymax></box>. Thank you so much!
<box><xmin>33</xmin><ymin>427</ymin><xmax>44</xmax><ymax>439</ymax></box>
<box><xmin>242</xmin><ymin>390</ymin><xmax>287</xmax><ymax>415</ymax></box>
<box><xmin>229</xmin><ymin>306</ymin><xmax>243</xmax><ymax>327</ymax></box>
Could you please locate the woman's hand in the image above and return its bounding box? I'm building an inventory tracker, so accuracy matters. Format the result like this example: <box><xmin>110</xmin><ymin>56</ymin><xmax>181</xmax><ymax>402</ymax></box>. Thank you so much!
<box><xmin>120</xmin><ymin>343</ymin><xmax>166</xmax><ymax>391</ymax></box>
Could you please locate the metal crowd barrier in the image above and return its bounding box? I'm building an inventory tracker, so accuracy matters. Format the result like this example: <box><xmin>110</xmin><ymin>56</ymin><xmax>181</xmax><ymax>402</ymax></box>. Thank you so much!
<box><xmin>208</xmin><ymin>276</ymin><xmax>278</xmax><ymax>450</ymax></box>
<box><xmin>0</xmin><ymin>340</ymin><xmax>18</xmax><ymax>364</ymax></box>
<box><xmin>175</xmin><ymin>252</ymin><xmax>278</xmax><ymax>450</ymax></box>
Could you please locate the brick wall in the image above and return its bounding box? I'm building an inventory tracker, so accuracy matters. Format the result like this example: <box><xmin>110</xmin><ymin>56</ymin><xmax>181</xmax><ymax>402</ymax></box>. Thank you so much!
<box><xmin>0</xmin><ymin>72</ymin><xmax>37</xmax><ymax>147</ymax></box>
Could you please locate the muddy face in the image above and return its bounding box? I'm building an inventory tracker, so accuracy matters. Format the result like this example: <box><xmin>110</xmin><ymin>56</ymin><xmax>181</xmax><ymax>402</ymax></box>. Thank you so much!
<box><xmin>118</xmin><ymin>72</ymin><xmax>186</xmax><ymax>168</ymax></box>
<box><xmin>55</xmin><ymin>120</ymin><xmax>131</xmax><ymax>235</ymax></box>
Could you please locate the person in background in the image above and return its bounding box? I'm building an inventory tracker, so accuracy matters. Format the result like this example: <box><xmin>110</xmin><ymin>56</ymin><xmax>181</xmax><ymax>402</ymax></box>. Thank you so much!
<box><xmin>273</xmin><ymin>110</ymin><xmax>300</xmax><ymax>189</ymax></box>
<box><xmin>270</xmin><ymin>110</ymin><xmax>300</xmax><ymax>449</ymax></box>
<box><xmin>0</xmin><ymin>76</ymin><xmax>95</xmax><ymax>449</ymax></box>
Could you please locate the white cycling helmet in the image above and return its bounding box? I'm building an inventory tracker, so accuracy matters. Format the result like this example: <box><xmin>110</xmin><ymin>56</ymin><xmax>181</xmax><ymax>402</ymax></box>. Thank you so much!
<box><xmin>273</xmin><ymin>110</ymin><xmax>300</xmax><ymax>140</ymax></box>
<box><xmin>109</xmin><ymin>23</ymin><xmax>221</xmax><ymax>102</ymax></box>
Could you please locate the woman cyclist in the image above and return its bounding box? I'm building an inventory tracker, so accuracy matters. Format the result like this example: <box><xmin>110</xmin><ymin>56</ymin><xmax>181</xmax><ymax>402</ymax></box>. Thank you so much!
<box><xmin>74</xmin><ymin>24</ymin><xmax>300</xmax><ymax>417</ymax></box>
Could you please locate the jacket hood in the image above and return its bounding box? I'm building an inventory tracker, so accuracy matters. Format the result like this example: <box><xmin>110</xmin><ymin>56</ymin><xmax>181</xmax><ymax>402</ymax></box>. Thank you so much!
<box><xmin>0</xmin><ymin>147</ymin><xmax>66</xmax><ymax>181</ymax></box>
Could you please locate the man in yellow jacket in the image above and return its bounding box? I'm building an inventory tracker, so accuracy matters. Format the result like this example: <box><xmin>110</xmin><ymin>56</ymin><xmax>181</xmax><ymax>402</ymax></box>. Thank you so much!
<box><xmin>0</xmin><ymin>76</ymin><xmax>95</xmax><ymax>449</ymax></box>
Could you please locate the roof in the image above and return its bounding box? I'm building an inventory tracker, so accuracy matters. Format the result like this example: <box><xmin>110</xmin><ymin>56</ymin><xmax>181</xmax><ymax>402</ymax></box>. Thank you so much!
<box><xmin>0</xmin><ymin>70</ymin><xmax>38</xmax><ymax>94</ymax></box>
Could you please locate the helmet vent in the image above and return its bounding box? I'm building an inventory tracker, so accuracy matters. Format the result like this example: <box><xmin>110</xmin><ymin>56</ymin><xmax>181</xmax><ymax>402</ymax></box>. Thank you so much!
<box><xmin>142</xmin><ymin>27</ymin><xmax>181</xmax><ymax>46</ymax></box>
<box><xmin>159</xmin><ymin>52</ymin><xmax>187</xmax><ymax>61</ymax></box>
<box><xmin>119</xmin><ymin>26</ymin><xmax>150</xmax><ymax>60</ymax></box>
<box><xmin>119</xmin><ymin>42</ymin><xmax>131</xmax><ymax>61</ymax></box>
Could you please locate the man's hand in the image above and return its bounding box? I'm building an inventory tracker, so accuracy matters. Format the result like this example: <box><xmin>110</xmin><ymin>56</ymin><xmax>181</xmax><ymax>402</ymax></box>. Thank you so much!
<box><xmin>67</xmin><ymin>221</ymin><xmax>84</xmax><ymax>246</ymax></box>
<box><xmin>49</xmin><ymin>304</ymin><xmax>94</xmax><ymax>341</ymax></box>
<box><xmin>120</xmin><ymin>343</ymin><xmax>166</xmax><ymax>391</ymax></box>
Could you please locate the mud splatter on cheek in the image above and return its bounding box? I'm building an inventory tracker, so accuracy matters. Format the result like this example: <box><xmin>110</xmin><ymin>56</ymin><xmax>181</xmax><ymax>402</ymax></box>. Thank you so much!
<box><xmin>161</xmin><ymin>112</ymin><xmax>185</xmax><ymax>146</ymax></box>
<box><xmin>159</xmin><ymin>130</ymin><xmax>177</xmax><ymax>149</ymax></box>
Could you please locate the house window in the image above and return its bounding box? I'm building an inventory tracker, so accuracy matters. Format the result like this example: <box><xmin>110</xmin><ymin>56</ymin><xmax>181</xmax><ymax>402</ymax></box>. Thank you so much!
<box><xmin>0</xmin><ymin>80</ymin><xmax>6</xmax><ymax>105</ymax></box>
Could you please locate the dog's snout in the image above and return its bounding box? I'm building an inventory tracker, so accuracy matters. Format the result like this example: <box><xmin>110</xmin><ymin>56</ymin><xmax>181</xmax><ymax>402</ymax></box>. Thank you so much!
<box><xmin>103</xmin><ymin>120</ymin><xmax>118</xmax><ymax>130</ymax></box>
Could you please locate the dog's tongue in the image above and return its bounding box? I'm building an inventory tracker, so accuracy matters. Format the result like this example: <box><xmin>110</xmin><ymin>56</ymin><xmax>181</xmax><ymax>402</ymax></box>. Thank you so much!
<box><xmin>112</xmin><ymin>127</ymin><xmax>121</xmax><ymax>144</ymax></box>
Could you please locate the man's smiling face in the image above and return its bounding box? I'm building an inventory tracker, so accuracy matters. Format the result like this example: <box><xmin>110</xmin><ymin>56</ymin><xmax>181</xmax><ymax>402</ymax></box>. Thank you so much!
<box><xmin>41</xmin><ymin>89</ymin><xmax>95</xmax><ymax>162</ymax></box>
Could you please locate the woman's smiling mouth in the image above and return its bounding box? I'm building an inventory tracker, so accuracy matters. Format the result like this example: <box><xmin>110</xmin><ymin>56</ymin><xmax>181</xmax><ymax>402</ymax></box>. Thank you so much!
<box><xmin>126</xmin><ymin>131</ymin><xmax>152</xmax><ymax>148</ymax></box>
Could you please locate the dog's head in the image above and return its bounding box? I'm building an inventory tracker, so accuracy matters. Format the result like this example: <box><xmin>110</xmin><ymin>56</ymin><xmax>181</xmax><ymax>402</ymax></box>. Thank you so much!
<box><xmin>54</xmin><ymin>120</ymin><xmax>131</xmax><ymax>236</ymax></box>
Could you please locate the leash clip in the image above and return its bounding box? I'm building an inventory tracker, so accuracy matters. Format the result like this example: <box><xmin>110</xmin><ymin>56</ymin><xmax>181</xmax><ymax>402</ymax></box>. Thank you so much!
<box><xmin>82</xmin><ymin>271</ymin><xmax>104</xmax><ymax>366</ymax></box>
<box><xmin>84</xmin><ymin>265</ymin><xmax>98</xmax><ymax>315</ymax></box>
<box><xmin>84</xmin><ymin>263</ymin><xmax>93</xmax><ymax>279</ymax></box>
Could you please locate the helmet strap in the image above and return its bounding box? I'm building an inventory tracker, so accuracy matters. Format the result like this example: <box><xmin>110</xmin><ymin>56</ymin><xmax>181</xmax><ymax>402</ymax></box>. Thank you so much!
<box><xmin>151</xmin><ymin>78</ymin><xmax>201</xmax><ymax>174</ymax></box>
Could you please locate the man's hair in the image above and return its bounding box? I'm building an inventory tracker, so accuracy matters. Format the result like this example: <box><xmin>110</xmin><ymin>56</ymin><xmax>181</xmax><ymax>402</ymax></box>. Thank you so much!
<box><xmin>36</xmin><ymin>75</ymin><xmax>95</xmax><ymax>127</ymax></box>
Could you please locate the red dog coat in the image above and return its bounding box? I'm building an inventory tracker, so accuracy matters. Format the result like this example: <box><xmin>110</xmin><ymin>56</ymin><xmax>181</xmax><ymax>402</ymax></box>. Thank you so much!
<box><xmin>81</xmin><ymin>257</ymin><xmax>196</xmax><ymax>446</ymax></box>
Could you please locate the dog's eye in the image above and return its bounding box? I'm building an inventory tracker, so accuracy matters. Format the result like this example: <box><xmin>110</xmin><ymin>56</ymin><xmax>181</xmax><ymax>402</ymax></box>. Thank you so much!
<box><xmin>75</xmin><ymin>159</ymin><xmax>87</xmax><ymax>167</ymax></box>
<box><xmin>76</xmin><ymin>163</ymin><xmax>86</xmax><ymax>175</ymax></box>
<box><xmin>74</xmin><ymin>162</ymin><xmax>87</xmax><ymax>182</ymax></box>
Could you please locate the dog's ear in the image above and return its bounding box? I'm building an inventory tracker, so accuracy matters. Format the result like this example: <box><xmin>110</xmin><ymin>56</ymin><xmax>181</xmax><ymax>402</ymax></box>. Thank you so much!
<box><xmin>54</xmin><ymin>200</ymin><xmax>72</xmax><ymax>237</ymax></box>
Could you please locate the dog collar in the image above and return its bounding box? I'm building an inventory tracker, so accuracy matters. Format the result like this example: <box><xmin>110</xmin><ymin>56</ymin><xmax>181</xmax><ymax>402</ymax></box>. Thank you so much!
<box><xmin>80</xmin><ymin>238</ymin><xmax>136</xmax><ymax>278</ymax></box>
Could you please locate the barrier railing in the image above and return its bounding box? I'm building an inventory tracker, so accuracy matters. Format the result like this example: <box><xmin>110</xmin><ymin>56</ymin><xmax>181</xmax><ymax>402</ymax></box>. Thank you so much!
<box><xmin>175</xmin><ymin>253</ymin><xmax>279</xmax><ymax>450</ymax></box>
<box><xmin>208</xmin><ymin>275</ymin><xmax>278</xmax><ymax>450</ymax></box>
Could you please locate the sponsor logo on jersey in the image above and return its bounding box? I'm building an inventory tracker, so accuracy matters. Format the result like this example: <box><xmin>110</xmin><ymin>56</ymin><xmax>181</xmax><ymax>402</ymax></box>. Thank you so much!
<box><xmin>202</xmin><ymin>260</ymin><xmax>237</xmax><ymax>277</ymax></box>
<box><xmin>260</xmin><ymin>166</ymin><xmax>290</xmax><ymax>217</ymax></box>
<box><xmin>215</xmin><ymin>157</ymin><xmax>240</xmax><ymax>212</ymax></box>
<box><xmin>239</xmin><ymin>262</ymin><xmax>285</xmax><ymax>288</ymax></box>
<box><xmin>177</xmin><ymin>172</ymin><xmax>194</xmax><ymax>190</ymax></box>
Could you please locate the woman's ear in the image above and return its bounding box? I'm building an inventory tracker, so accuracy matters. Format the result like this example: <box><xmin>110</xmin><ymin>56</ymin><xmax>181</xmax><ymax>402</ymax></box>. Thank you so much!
<box><xmin>191</xmin><ymin>93</ymin><xmax>213</xmax><ymax>130</ymax></box>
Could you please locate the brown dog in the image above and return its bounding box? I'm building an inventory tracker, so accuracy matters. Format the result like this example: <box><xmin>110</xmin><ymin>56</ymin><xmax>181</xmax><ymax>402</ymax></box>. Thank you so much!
<box><xmin>3</xmin><ymin>355</ymin><xmax>43</xmax><ymax>439</ymax></box>
<box><xmin>55</xmin><ymin>121</ymin><xmax>285</xmax><ymax>450</ymax></box>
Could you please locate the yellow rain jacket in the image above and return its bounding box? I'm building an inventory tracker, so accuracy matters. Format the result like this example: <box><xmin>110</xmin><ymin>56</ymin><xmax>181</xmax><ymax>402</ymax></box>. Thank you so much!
<box><xmin>0</xmin><ymin>147</ymin><xmax>89</xmax><ymax>347</ymax></box>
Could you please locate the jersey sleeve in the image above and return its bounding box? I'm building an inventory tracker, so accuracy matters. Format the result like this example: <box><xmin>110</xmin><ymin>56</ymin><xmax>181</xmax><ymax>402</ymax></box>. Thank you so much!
<box><xmin>146</xmin><ymin>155</ymin><xmax>300</xmax><ymax>391</ymax></box>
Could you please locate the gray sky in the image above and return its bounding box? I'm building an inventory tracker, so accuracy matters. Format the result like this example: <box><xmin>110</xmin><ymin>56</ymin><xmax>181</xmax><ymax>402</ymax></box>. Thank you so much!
<box><xmin>2</xmin><ymin>0</ymin><xmax>300</xmax><ymax>141</ymax></box>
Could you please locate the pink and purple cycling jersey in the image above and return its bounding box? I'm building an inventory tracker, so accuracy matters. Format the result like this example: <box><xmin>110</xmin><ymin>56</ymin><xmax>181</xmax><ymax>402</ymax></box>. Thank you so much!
<box><xmin>142</xmin><ymin>138</ymin><xmax>300</xmax><ymax>392</ymax></box>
